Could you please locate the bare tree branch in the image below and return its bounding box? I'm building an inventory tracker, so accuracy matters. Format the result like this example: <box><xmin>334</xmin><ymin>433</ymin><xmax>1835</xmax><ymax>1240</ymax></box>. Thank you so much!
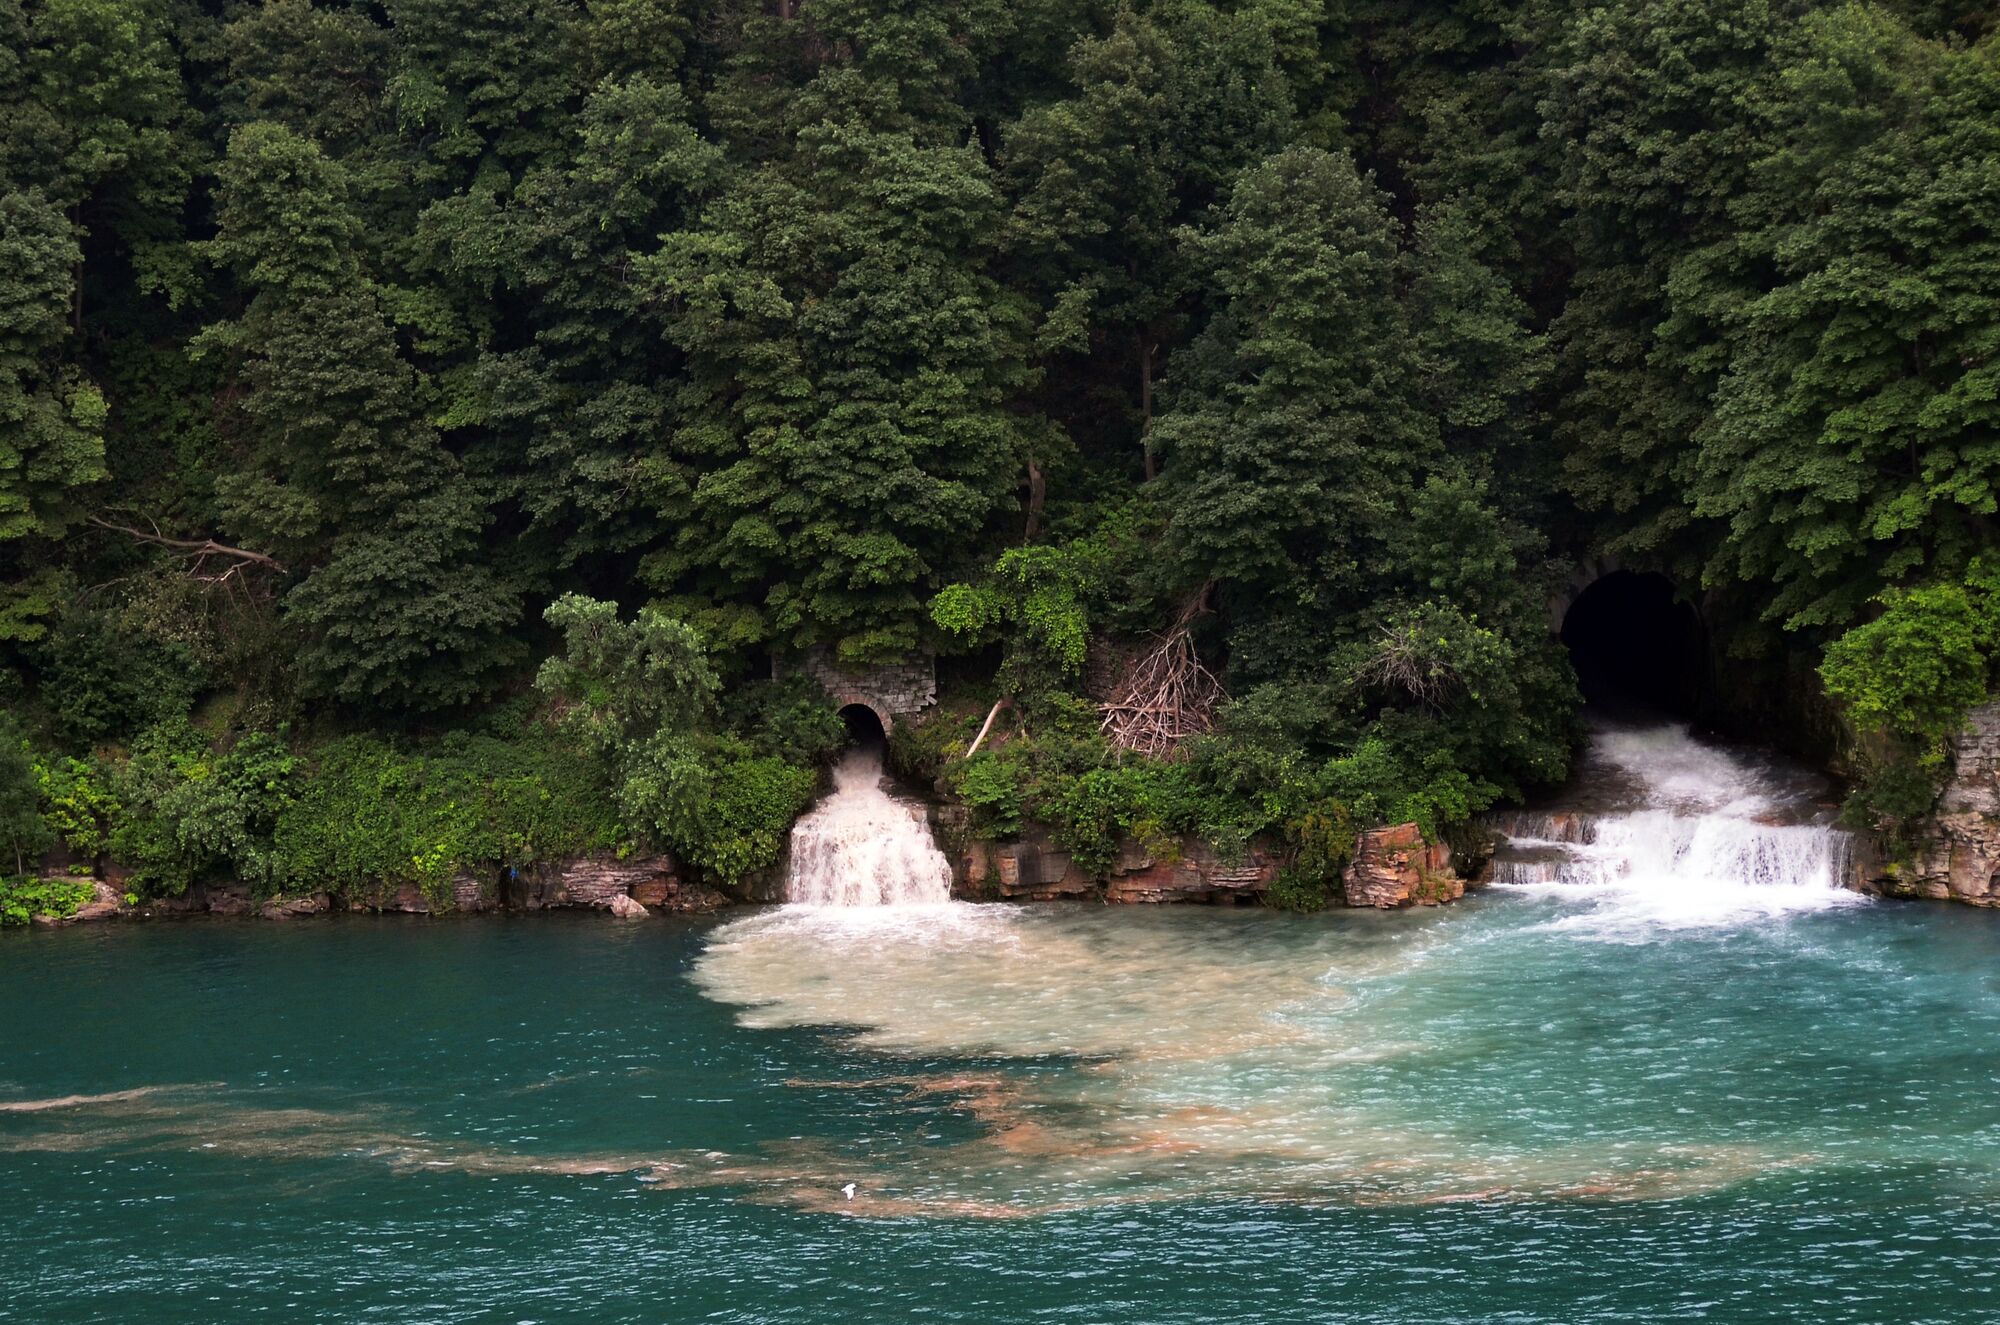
<box><xmin>88</xmin><ymin>514</ymin><xmax>286</xmax><ymax>577</ymax></box>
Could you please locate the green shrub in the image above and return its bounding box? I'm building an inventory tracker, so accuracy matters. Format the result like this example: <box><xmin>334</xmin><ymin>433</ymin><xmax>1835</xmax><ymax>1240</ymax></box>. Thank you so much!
<box><xmin>675</xmin><ymin>746</ymin><xmax>817</xmax><ymax>881</ymax></box>
<box><xmin>0</xmin><ymin>875</ymin><xmax>95</xmax><ymax>926</ymax></box>
<box><xmin>33</xmin><ymin>609</ymin><xmax>204</xmax><ymax>747</ymax></box>
<box><xmin>1267</xmin><ymin>866</ymin><xmax>1332</xmax><ymax>913</ymax></box>
<box><xmin>887</xmin><ymin>705</ymin><xmax>982</xmax><ymax>786</ymax></box>
<box><xmin>723</xmin><ymin>677</ymin><xmax>847</xmax><ymax>765</ymax></box>
<box><xmin>1820</xmin><ymin>565</ymin><xmax>2000</xmax><ymax>844</ymax></box>
<box><xmin>34</xmin><ymin>754</ymin><xmax>119</xmax><ymax>860</ymax></box>
<box><xmin>957</xmin><ymin>754</ymin><xmax>1026</xmax><ymax>837</ymax></box>
<box><xmin>109</xmin><ymin>720</ymin><xmax>297</xmax><ymax>896</ymax></box>
<box><xmin>269</xmin><ymin>732</ymin><xmax>624</xmax><ymax>906</ymax></box>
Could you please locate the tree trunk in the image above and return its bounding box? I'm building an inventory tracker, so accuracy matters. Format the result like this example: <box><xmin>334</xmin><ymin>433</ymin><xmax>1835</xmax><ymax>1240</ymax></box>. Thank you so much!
<box><xmin>1138</xmin><ymin>331</ymin><xmax>1156</xmax><ymax>482</ymax></box>
<box><xmin>966</xmin><ymin>697</ymin><xmax>1012</xmax><ymax>758</ymax></box>
<box><xmin>1024</xmin><ymin>453</ymin><xmax>1046</xmax><ymax>542</ymax></box>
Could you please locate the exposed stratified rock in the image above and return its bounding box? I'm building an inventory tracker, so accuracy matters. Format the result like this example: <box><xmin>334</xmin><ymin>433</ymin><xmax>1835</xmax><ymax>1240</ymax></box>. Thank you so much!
<box><xmin>958</xmin><ymin>831</ymin><xmax>1276</xmax><ymax>904</ymax></box>
<box><xmin>1856</xmin><ymin>700</ymin><xmax>2000</xmax><ymax>907</ymax></box>
<box><xmin>451</xmin><ymin>873</ymin><xmax>491</xmax><ymax>912</ymax></box>
<box><xmin>608</xmin><ymin>894</ymin><xmax>649</xmax><ymax>919</ymax></box>
<box><xmin>1102</xmin><ymin>839</ymin><xmax>1276</xmax><ymax>904</ymax></box>
<box><xmin>204</xmin><ymin>885</ymin><xmax>252</xmax><ymax>916</ymax></box>
<box><xmin>1341</xmin><ymin>823</ymin><xmax>1464</xmax><ymax>908</ymax></box>
<box><xmin>557</xmin><ymin>855</ymin><xmax>679</xmax><ymax>909</ymax></box>
<box><xmin>70</xmin><ymin>881</ymin><xmax>128</xmax><ymax>923</ymax></box>
<box><xmin>259</xmin><ymin>892</ymin><xmax>331</xmax><ymax>920</ymax></box>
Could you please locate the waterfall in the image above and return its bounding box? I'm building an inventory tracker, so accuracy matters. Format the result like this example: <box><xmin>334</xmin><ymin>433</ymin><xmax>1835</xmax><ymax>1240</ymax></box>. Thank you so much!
<box><xmin>784</xmin><ymin>746</ymin><xmax>955</xmax><ymax>906</ymax></box>
<box><xmin>1485</xmin><ymin>722</ymin><xmax>1860</xmax><ymax>930</ymax></box>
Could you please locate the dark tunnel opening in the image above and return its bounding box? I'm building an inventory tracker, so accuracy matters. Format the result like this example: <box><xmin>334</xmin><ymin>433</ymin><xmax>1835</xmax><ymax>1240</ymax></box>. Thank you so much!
<box><xmin>1560</xmin><ymin>571</ymin><xmax>1707</xmax><ymax>719</ymax></box>
<box><xmin>838</xmin><ymin>703</ymin><xmax>887</xmax><ymax>753</ymax></box>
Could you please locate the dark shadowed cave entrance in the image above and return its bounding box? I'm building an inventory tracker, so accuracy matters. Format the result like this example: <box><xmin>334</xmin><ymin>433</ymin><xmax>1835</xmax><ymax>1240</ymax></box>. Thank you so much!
<box><xmin>1560</xmin><ymin>571</ymin><xmax>1707</xmax><ymax>718</ymax></box>
<box><xmin>839</xmin><ymin>703</ymin><xmax>888</xmax><ymax>753</ymax></box>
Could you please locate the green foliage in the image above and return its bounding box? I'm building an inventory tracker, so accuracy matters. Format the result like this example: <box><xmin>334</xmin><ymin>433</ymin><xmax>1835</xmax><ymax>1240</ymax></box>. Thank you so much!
<box><xmin>1157</xmin><ymin>146</ymin><xmax>1434</xmax><ymax>614</ymax></box>
<box><xmin>958</xmin><ymin>755</ymin><xmax>1028</xmax><ymax>838</ymax></box>
<box><xmin>0</xmin><ymin>190</ymin><xmax>105</xmax><ymax>543</ymax></box>
<box><xmin>0</xmin><ymin>874</ymin><xmax>93</xmax><ymax>926</ymax></box>
<box><xmin>108</xmin><ymin>720</ymin><xmax>297</xmax><ymax>896</ymax></box>
<box><xmin>33</xmin><ymin>752</ymin><xmax>117</xmax><ymax>859</ymax></box>
<box><xmin>1820</xmin><ymin>564</ymin><xmax>2000</xmax><ymax>840</ymax></box>
<box><xmin>5</xmin><ymin>0</ymin><xmax>1998</xmax><ymax>897</ymax></box>
<box><xmin>32</xmin><ymin>607</ymin><xmax>202</xmax><ymax>747</ymax></box>
<box><xmin>534</xmin><ymin>595</ymin><xmax>825</xmax><ymax>883</ymax></box>
<box><xmin>642</xmin><ymin>113</ymin><xmax>1035</xmax><ymax>665</ymax></box>
<box><xmin>1821</xmin><ymin>577</ymin><xmax>2000</xmax><ymax>761</ymax></box>
<box><xmin>268</xmin><ymin>733</ymin><xmax>619</xmax><ymax>905</ymax></box>
<box><xmin>933</xmin><ymin>541</ymin><xmax>1103</xmax><ymax>716</ymax></box>
<box><xmin>675</xmin><ymin>744</ymin><xmax>817</xmax><ymax>884</ymax></box>
<box><xmin>0</xmin><ymin>714</ymin><xmax>50</xmax><ymax>873</ymax></box>
<box><xmin>722</xmin><ymin>677</ymin><xmax>849</xmax><ymax>767</ymax></box>
<box><xmin>886</xmin><ymin>705</ymin><xmax>983</xmax><ymax>788</ymax></box>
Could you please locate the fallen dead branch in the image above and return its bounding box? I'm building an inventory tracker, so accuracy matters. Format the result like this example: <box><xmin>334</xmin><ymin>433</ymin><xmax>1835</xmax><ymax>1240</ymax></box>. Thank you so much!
<box><xmin>88</xmin><ymin>514</ymin><xmax>286</xmax><ymax>586</ymax></box>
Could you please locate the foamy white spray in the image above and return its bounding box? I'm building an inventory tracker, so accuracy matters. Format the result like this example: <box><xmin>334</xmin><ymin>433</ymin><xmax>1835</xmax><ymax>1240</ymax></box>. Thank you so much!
<box><xmin>785</xmin><ymin>746</ymin><xmax>955</xmax><ymax>906</ymax></box>
<box><xmin>1486</xmin><ymin>722</ymin><xmax>1861</xmax><ymax>931</ymax></box>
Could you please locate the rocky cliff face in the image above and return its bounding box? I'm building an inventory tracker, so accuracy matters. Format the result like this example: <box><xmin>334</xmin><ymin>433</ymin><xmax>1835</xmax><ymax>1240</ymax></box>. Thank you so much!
<box><xmin>1855</xmin><ymin>700</ymin><xmax>2000</xmax><ymax>907</ymax></box>
<box><xmin>1341</xmin><ymin>823</ymin><xmax>1467</xmax><ymax>908</ymax></box>
<box><xmin>953</xmin><ymin>820</ymin><xmax>1473</xmax><ymax>909</ymax></box>
<box><xmin>955</xmin><ymin>830</ymin><xmax>1279</xmax><ymax>904</ymax></box>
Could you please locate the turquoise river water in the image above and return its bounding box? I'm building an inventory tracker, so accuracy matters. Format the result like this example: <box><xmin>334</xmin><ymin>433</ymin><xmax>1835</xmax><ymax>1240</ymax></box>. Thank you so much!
<box><xmin>4</xmin><ymin>725</ymin><xmax>2000</xmax><ymax>1323</ymax></box>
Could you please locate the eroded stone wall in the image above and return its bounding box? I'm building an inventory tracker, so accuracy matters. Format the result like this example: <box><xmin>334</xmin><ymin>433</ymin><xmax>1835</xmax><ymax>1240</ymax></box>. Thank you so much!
<box><xmin>791</xmin><ymin>648</ymin><xmax>936</xmax><ymax>731</ymax></box>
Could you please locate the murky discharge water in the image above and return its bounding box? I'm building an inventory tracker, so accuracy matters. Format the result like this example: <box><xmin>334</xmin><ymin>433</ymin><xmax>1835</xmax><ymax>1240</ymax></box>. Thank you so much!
<box><xmin>4</xmin><ymin>722</ymin><xmax>2000</xmax><ymax>1322</ymax></box>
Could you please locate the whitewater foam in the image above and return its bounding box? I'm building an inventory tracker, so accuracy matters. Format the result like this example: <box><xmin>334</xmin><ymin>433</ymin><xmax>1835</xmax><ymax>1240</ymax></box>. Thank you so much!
<box><xmin>1487</xmin><ymin>721</ymin><xmax>1862</xmax><ymax>933</ymax></box>
<box><xmin>784</xmin><ymin>746</ymin><xmax>955</xmax><ymax>906</ymax></box>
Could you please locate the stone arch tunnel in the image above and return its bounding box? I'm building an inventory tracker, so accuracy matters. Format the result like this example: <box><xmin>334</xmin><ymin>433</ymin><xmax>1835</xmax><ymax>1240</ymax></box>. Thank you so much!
<box><xmin>1557</xmin><ymin>568</ymin><xmax>1708</xmax><ymax>719</ymax></box>
<box><xmin>838</xmin><ymin>702</ymin><xmax>889</xmax><ymax>749</ymax></box>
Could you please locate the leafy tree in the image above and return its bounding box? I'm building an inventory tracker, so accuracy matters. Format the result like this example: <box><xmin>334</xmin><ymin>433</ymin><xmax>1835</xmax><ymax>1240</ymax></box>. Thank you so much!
<box><xmin>203</xmin><ymin>122</ymin><xmax>518</xmax><ymax>709</ymax></box>
<box><xmin>0</xmin><ymin>713</ymin><xmax>50</xmax><ymax>873</ymax></box>
<box><xmin>933</xmin><ymin>544</ymin><xmax>1096</xmax><ymax>717</ymax></box>
<box><xmin>1002</xmin><ymin>3</ymin><xmax>1294</xmax><ymax>480</ymax></box>
<box><xmin>0</xmin><ymin>190</ymin><xmax>104</xmax><ymax>543</ymax></box>
<box><xmin>1540</xmin><ymin>0</ymin><xmax>1790</xmax><ymax>580</ymax></box>
<box><xmin>1402</xmin><ymin>201</ymin><xmax>1552</xmax><ymax>500</ymax></box>
<box><xmin>535</xmin><ymin>594</ymin><xmax>816</xmax><ymax>882</ymax></box>
<box><xmin>645</xmin><ymin>123</ymin><xmax>1034</xmax><ymax>664</ymax></box>
<box><xmin>1155</xmin><ymin>145</ymin><xmax>1436</xmax><ymax>675</ymax></box>
<box><xmin>1691</xmin><ymin>7</ymin><xmax>2000</xmax><ymax>631</ymax></box>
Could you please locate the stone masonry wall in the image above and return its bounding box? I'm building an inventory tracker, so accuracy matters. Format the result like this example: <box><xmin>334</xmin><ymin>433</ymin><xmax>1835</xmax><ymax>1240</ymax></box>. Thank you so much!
<box><xmin>793</xmin><ymin>648</ymin><xmax>936</xmax><ymax>730</ymax></box>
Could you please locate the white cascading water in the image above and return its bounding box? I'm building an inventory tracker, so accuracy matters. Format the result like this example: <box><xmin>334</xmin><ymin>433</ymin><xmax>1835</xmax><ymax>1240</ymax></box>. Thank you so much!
<box><xmin>1485</xmin><ymin>722</ymin><xmax>1861</xmax><ymax>930</ymax></box>
<box><xmin>784</xmin><ymin>745</ymin><xmax>955</xmax><ymax>906</ymax></box>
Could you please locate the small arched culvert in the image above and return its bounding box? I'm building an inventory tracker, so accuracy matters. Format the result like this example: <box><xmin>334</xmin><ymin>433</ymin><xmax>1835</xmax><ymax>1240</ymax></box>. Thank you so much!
<box><xmin>838</xmin><ymin>702</ymin><xmax>889</xmax><ymax>751</ymax></box>
<box><xmin>1560</xmin><ymin>570</ymin><xmax>1707</xmax><ymax>718</ymax></box>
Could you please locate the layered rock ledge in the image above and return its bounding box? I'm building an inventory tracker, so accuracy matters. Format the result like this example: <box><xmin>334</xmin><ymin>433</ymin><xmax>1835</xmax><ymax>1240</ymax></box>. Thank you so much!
<box><xmin>1854</xmin><ymin>699</ymin><xmax>2000</xmax><ymax>908</ymax></box>
<box><xmin>951</xmin><ymin>820</ymin><xmax>1472</xmax><ymax>909</ymax></box>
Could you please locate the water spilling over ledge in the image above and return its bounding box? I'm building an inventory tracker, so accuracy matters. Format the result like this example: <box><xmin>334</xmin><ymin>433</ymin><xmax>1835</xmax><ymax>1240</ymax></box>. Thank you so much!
<box><xmin>1484</xmin><ymin>721</ymin><xmax>1861</xmax><ymax>932</ymax></box>
<box><xmin>784</xmin><ymin>746</ymin><xmax>955</xmax><ymax>906</ymax></box>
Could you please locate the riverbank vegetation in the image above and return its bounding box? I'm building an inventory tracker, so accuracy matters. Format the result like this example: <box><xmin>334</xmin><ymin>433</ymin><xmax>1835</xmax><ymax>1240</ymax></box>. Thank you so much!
<box><xmin>2</xmin><ymin>0</ymin><xmax>1996</xmax><ymax>899</ymax></box>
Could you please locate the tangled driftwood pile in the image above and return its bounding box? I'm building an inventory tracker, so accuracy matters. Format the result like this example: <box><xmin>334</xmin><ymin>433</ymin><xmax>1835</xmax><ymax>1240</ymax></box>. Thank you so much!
<box><xmin>1097</xmin><ymin>604</ymin><xmax>1224</xmax><ymax>759</ymax></box>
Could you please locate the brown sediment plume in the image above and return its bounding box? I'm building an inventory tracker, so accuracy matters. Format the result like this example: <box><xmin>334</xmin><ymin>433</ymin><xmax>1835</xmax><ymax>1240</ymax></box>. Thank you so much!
<box><xmin>0</xmin><ymin>1072</ymin><xmax>1821</xmax><ymax>1222</ymax></box>
<box><xmin>0</xmin><ymin>1085</ymin><xmax>214</xmax><ymax>1112</ymax></box>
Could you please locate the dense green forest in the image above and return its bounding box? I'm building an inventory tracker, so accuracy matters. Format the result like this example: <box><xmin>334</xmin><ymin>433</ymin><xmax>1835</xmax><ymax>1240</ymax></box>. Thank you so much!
<box><xmin>1</xmin><ymin>0</ymin><xmax>1996</xmax><ymax>912</ymax></box>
